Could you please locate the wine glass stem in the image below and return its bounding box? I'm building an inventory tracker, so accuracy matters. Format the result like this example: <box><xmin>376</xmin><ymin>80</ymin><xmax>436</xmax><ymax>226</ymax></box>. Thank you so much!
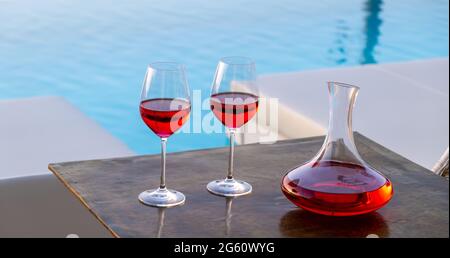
<box><xmin>227</xmin><ymin>129</ymin><xmax>236</xmax><ymax>179</ymax></box>
<box><xmin>160</xmin><ymin>138</ymin><xmax>167</xmax><ymax>189</ymax></box>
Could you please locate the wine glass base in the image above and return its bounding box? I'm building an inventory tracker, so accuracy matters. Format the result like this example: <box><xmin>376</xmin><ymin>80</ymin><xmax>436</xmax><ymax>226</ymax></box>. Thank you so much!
<box><xmin>138</xmin><ymin>188</ymin><xmax>185</xmax><ymax>208</ymax></box>
<box><xmin>207</xmin><ymin>178</ymin><xmax>252</xmax><ymax>197</ymax></box>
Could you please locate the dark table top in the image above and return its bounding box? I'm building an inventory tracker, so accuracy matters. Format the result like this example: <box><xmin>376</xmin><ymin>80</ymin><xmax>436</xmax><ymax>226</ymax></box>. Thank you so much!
<box><xmin>49</xmin><ymin>133</ymin><xmax>449</xmax><ymax>238</ymax></box>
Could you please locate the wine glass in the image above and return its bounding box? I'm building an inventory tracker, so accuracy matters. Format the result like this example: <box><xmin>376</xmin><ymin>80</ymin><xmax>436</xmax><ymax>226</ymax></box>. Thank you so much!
<box><xmin>207</xmin><ymin>56</ymin><xmax>259</xmax><ymax>197</ymax></box>
<box><xmin>138</xmin><ymin>62</ymin><xmax>191</xmax><ymax>207</ymax></box>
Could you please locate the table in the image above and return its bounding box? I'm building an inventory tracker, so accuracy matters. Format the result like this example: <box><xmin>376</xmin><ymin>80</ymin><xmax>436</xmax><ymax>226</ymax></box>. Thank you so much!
<box><xmin>48</xmin><ymin>133</ymin><xmax>449</xmax><ymax>238</ymax></box>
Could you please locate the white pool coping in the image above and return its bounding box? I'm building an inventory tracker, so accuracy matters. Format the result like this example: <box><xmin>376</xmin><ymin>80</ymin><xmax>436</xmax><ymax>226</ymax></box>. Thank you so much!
<box><xmin>245</xmin><ymin>58</ymin><xmax>449</xmax><ymax>170</ymax></box>
<box><xmin>0</xmin><ymin>96</ymin><xmax>134</xmax><ymax>180</ymax></box>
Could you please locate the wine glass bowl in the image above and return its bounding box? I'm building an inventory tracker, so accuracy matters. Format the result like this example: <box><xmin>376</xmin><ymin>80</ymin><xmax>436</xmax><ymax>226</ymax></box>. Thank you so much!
<box><xmin>138</xmin><ymin>62</ymin><xmax>190</xmax><ymax>207</ymax></box>
<box><xmin>207</xmin><ymin>57</ymin><xmax>259</xmax><ymax>197</ymax></box>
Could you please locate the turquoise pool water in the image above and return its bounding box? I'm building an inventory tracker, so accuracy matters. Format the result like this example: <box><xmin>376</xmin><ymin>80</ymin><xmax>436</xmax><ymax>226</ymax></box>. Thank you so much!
<box><xmin>0</xmin><ymin>0</ymin><xmax>448</xmax><ymax>154</ymax></box>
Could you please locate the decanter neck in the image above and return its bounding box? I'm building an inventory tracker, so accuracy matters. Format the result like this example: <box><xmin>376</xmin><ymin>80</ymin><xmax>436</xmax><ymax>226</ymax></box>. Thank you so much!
<box><xmin>315</xmin><ymin>82</ymin><xmax>364</xmax><ymax>164</ymax></box>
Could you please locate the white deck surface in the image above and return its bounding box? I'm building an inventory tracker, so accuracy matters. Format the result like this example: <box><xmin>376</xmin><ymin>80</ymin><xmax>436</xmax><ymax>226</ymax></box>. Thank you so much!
<box><xmin>0</xmin><ymin>96</ymin><xmax>134</xmax><ymax>180</ymax></box>
<box><xmin>255</xmin><ymin>58</ymin><xmax>449</xmax><ymax>169</ymax></box>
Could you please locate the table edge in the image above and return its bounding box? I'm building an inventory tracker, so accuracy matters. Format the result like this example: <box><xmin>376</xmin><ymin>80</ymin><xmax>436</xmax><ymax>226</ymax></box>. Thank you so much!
<box><xmin>48</xmin><ymin>164</ymin><xmax>120</xmax><ymax>238</ymax></box>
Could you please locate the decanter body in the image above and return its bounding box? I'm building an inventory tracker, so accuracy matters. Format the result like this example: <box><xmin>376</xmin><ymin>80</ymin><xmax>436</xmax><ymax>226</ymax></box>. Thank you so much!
<box><xmin>281</xmin><ymin>82</ymin><xmax>393</xmax><ymax>216</ymax></box>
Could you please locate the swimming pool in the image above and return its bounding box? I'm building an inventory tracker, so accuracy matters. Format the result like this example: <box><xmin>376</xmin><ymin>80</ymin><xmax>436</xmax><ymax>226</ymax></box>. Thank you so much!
<box><xmin>0</xmin><ymin>0</ymin><xmax>448</xmax><ymax>154</ymax></box>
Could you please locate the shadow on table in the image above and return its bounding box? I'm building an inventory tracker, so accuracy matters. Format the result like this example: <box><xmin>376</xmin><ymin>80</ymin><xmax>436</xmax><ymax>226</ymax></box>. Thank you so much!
<box><xmin>279</xmin><ymin>209</ymin><xmax>390</xmax><ymax>238</ymax></box>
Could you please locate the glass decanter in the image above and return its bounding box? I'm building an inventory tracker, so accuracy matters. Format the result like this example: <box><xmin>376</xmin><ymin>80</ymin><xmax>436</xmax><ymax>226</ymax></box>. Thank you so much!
<box><xmin>281</xmin><ymin>82</ymin><xmax>394</xmax><ymax>216</ymax></box>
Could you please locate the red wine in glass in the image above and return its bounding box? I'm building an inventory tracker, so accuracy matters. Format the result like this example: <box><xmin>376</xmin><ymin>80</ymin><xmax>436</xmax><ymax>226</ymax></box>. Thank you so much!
<box><xmin>140</xmin><ymin>98</ymin><xmax>191</xmax><ymax>138</ymax></box>
<box><xmin>210</xmin><ymin>92</ymin><xmax>259</xmax><ymax>129</ymax></box>
<box><xmin>207</xmin><ymin>56</ymin><xmax>258</xmax><ymax>197</ymax></box>
<box><xmin>138</xmin><ymin>62</ymin><xmax>190</xmax><ymax>208</ymax></box>
<box><xmin>282</xmin><ymin>160</ymin><xmax>393</xmax><ymax>216</ymax></box>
